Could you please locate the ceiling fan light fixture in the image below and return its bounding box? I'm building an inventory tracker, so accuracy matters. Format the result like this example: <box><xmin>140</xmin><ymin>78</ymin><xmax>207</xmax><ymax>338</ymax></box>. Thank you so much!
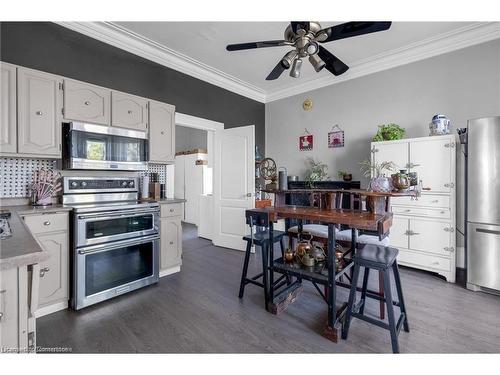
<box><xmin>306</xmin><ymin>42</ymin><xmax>319</xmax><ymax>55</ymax></box>
<box><xmin>309</xmin><ymin>54</ymin><xmax>326</xmax><ymax>72</ymax></box>
<box><xmin>281</xmin><ymin>50</ymin><xmax>298</xmax><ymax>69</ymax></box>
<box><xmin>289</xmin><ymin>58</ymin><xmax>302</xmax><ymax>78</ymax></box>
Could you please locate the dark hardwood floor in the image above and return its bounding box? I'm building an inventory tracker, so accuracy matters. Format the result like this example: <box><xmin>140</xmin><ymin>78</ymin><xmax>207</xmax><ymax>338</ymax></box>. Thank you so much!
<box><xmin>37</xmin><ymin>224</ymin><xmax>500</xmax><ymax>353</ymax></box>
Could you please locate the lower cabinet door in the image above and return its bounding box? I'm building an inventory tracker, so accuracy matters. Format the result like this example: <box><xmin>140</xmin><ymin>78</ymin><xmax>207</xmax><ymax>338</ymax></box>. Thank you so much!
<box><xmin>161</xmin><ymin>217</ymin><xmax>182</xmax><ymax>270</ymax></box>
<box><xmin>0</xmin><ymin>268</ymin><xmax>20</xmax><ymax>350</ymax></box>
<box><xmin>389</xmin><ymin>215</ymin><xmax>409</xmax><ymax>249</ymax></box>
<box><xmin>408</xmin><ymin>218</ymin><xmax>452</xmax><ymax>257</ymax></box>
<box><xmin>36</xmin><ymin>232</ymin><xmax>69</xmax><ymax>307</ymax></box>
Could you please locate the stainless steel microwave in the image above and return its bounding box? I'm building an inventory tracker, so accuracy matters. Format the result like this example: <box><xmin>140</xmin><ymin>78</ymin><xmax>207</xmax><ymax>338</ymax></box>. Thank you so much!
<box><xmin>63</xmin><ymin>122</ymin><xmax>148</xmax><ymax>171</ymax></box>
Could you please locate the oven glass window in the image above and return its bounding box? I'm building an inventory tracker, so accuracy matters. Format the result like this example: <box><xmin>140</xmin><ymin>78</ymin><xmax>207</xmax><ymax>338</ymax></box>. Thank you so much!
<box><xmin>85</xmin><ymin>242</ymin><xmax>153</xmax><ymax>296</ymax></box>
<box><xmin>86</xmin><ymin>215</ymin><xmax>153</xmax><ymax>240</ymax></box>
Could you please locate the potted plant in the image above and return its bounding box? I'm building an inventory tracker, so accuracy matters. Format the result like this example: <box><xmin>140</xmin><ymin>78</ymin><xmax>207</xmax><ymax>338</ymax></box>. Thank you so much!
<box><xmin>372</xmin><ymin>123</ymin><xmax>406</xmax><ymax>142</ymax></box>
<box><xmin>306</xmin><ymin>157</ymin><xmax>329</xmax><ymax>188</ymax></box>
<box><xmin>337</xmin><ymin>170</ymin><xmax>352</xmax><ymax>182</ymax></box>
<box><xmin>359</xmin><ymin>160</ymin><xmax>397</xmax><ymax>192</ymax></box>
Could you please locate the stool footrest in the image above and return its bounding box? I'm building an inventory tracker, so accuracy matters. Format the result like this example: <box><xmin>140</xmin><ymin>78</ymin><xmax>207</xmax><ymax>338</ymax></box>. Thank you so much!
<box><xmin>244</xmin><ymin>279</ymin><xmax>264</xmax><ymax>288</ymax></box>
<box><xmin>251</xmin><ymin>272</ymin><xmax>264</xmax><ymax>281</ymax></box>
<box><xmin>351</xmin><ymin>312</ymin><xmax>391</xmax><ymax>331</ymax></box>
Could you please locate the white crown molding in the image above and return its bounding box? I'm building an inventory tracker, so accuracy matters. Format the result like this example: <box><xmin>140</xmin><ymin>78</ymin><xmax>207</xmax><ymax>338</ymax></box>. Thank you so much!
<box><xmin>55</xmin><ymin>21</ymin><xmax>267</xmax><ymax>103</ymax></box>
<box><xmin>56</xmin><ymin>22</ymin><xmax>500</xmax><ymax>104</ymax></box>
<box><xmin>266</xmin><ymin>22</ymin><xmax>500</xmax><ymax>102</ymax></box>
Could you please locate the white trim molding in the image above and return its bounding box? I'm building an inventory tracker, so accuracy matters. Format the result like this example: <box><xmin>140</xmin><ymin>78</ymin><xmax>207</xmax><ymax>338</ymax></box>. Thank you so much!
<box><xmin>175</xmin><ymin>112</ymin><xmax>224</xmax><ymax>132</ymax></box>
<box><xmin>56</xmin><ymin>22</ymin><xmax>500</xmax><ymax>103</ymax></box>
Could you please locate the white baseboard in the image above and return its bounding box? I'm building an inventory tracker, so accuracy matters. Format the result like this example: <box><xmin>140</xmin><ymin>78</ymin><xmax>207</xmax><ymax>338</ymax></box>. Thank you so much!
<box><xmin>160</xmin><ymin>265</ymin><xmax>181</xmax><ymax>277</ymax></box>
<box><xmin>35</xmin><ymin>301</ymin><xmax>68</xmax><ymax>318</ymax></box>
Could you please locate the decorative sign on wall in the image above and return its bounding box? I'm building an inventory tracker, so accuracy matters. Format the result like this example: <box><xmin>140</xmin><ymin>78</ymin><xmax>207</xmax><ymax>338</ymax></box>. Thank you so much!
<box><xmin>328</xmin><ymin>124</ymin><xmax>345</xmax><ymax>148</ymax></box>
<box><xmin>299</xmin><ymin>129</ymin><xmax>314</xmax><ymax>151</ymax></box>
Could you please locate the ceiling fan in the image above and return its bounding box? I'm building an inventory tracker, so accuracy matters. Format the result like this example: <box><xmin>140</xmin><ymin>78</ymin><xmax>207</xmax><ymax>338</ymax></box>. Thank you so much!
<box><xmin>226</xmin><ymin>21</ymin><xmax>392</xmax><ymax>80</ymax></box>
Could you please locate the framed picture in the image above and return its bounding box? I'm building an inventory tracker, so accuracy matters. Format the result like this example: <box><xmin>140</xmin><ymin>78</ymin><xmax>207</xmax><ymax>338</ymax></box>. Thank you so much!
<box><xmin>299</xmin><ymin>134</ymin><xmax>313</xmax><ymax>151</ymax></box>
<box><xmin>328</xmin><ymin>125</ymin><xmax>344</xmax><ymax>148</ymax></box>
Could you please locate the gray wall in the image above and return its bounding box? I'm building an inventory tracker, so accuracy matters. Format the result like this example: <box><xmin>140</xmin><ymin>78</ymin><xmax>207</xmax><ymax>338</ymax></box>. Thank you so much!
<box><xmin>266</xmin><ymin>39</ymin><xmax>500</xmax><ymax>267</ymax></box>
<box><xmin>176</xmin><ymin>125</ymin><xmax>207</xmax><ymax>153</ymax></box>
<box><xmin>0</xmin><ymin>22</ymin><xmax>265</xmax><ymax>153</ymax></box>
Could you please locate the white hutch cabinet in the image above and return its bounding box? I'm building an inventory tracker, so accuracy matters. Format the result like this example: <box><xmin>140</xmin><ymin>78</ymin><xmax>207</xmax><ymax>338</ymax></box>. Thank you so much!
<box><xmin>371</xmin><ymin>135</ymin><xmax>457</xmax><ymax>282</ymax></box>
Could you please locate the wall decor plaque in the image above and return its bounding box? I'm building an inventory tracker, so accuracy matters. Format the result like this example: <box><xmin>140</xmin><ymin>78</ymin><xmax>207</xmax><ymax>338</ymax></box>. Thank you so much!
<box><xmin>328</xmin><ymin>125</ymin><xmax>345</xmax><ymax>148</ymax></box>
<box><xmin>299</xmin><ymin>129</ymin><xmax>313</xmax><ymax>151</ymax></box>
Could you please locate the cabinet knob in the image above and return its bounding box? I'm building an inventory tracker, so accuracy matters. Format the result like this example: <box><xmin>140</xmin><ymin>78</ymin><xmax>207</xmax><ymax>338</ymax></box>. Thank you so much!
<box><xmin>169</xmin><ymin>241</ymin><xmax>174</xmax><ymax>245</ymax></box>
<box><xmin>36</xmin><ymin>111</ymin><xmax>43</xmax><ymax>116</ymax></box>
<box><xmin>84</xmin><ymin>101</ymin><xmax>90</xmax><ymax>106</ymax></box>
<box><xmin>169</xmin><ymin>208</ymin><xmax>174</xmax><ymax>212</ymax></box>
<box><xmin>161</xmin><ymin>131</ymin><xmax>165</xmax><ymax>135</ymax></box>
<box><xmin>40</xmin><ymin>267</ymin><xmax>50</xmax><ymax>277</ymax></box>
<box><xmin>0</xmin><ymin>312</ymin><xmax>3</xmax><ymax>321</ymax></box>
<box><xmin>43</xmin><ymin>221</ymin><xmax>51</xmax><ymax>226</ymax></box>
<box><xmin>444</xmin><ymin>183</ymin><xmax>455</xmax><ymax>188</ymax></box>
<box><xmin>128</xmin><ymin>110</ymin><xmax>133</xmax><ymax>114</ymax></box>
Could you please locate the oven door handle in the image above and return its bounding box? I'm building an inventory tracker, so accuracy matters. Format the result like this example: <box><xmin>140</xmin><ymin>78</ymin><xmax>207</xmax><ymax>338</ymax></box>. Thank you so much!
<box><xmin>77</xmin><ymin>209</ymin><xmax>159</xmax><ymax>220</ymax></box>
<box><xmin>77</xmin><ymin>235</ymin><xmax>160</xmax><ymax>255</ymax></box>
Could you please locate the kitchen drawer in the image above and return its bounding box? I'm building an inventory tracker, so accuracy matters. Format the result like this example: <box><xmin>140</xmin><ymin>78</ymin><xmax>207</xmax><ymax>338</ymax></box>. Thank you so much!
<box><xmin>397</xmin><ymin>248</ymin><xmax>451</xmax><ymax>272</ymax></box>
<box><xmin>392</xmin><ymin>206</ymin><xmax>450</xmax><ymax>219</ymax></box>
<box><xmin>392</xmin><ymin>194</ymin><xmax>450</xmax><ymax>208</ymax></box>
<box><xmin>23</xmin><ymin>212</ymin><xmax>68</xmax><ymax>234</ymax></box>
<box><xmin>160</xmin><ymin>203</ymin><xmax>183</xmax><ymax>218</ymax></box>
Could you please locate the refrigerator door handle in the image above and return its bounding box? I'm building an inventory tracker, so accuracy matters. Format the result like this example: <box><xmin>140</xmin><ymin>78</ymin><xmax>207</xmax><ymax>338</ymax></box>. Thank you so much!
<box><xmin>476</xmin><ymin>228</ymin><xmax>500</xmax><ymax>236</ymax></box>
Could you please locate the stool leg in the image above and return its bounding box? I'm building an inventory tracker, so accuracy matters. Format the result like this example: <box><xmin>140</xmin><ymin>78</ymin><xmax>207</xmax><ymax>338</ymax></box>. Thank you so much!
<box><xmin>382</xmin><ymin>268</ymin><xmax>399</xmax><ymax>354</ymax></box>
<box><xmin>261</xmin><ymin>243</ymin><xmax>269</xmax><ymax>311</ymax></box>
<box><xmin>392</xmin><ymin>261</ymin><xmax>409</xmax><ymax>332</ymax></box>
<box><xmin>281</xmin><ymin>237</ymin><xmax>292</xmax><ymax>285</ymax></box>
<box><xmin>238</xmin><ymin>240</ymin><xmax>252</xmax><ymax>298</ymax></box>
<box><xmin>378</xmin><ymin>271</ymin><xmax>385</xmax><ymax>320</ymax></box>
<box><xmin>341</xmin><ymin>264</ymin><xmax>361</xmax><ymax>340</ymax></box>
<box><xmin>359</xmin><ymin>267</ymin><xmax>370</xmax><ymax>315</ymax></box>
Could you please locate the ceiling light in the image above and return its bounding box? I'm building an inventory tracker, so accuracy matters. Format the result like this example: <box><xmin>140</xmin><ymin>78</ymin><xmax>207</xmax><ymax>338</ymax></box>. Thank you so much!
<box><xmin>309</xmin><ymin>54</ymin><xmax>325</xmax><ymax>72</ymax></box>
<box><xmin>290</xmin><ymin>58</ymin><xmax>302</xmax><ymax>78</ymax></box>
<box><xmin>281</xmin><ymin>50</ymin><xmax>298</xmax><ymax>69</ymax></box>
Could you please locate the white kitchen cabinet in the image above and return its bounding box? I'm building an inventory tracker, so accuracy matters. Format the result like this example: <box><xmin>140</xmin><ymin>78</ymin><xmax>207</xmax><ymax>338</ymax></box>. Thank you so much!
<box><xmin>111</xmin><ymin>91</ymin><xmax>148</xmax><ymax>131</ymax></box>
<box><xmin>149</xmin><ymin>100</ymin><xmax>175</xmax><ymax>163</ymax></box>
<box><xmin>17</xmin><ymin>67</ymin><xmax>62</xmax><ymax>157</ymax></box>
<box><xmin>0</xmin><ymin>62</ymin><xmax>17</xmax><ymax>154</ymax></box>
<box><xmin>409</xmin><ymin>137</ymin><xmax>453</xmax><ymax>193</ymax></box>
<box><xmin>22</xmin><ymin>212</ymin><xmax>69</xmax><ymax>316</ymax></box>
<box><xmin>0</xmin><ymin>266</ymin><xmax>30</xmax><ymax>352</ymax></box>
<box><xmin>63</xmin><ymin>79</ymin><xmax>110</xmax><ymax>125</ymax></box>
<box><xmin>159</xmin><ymin>204</ymin><xmax>183</xmax><ymax>277</ymax></box>
<box><xmin>372</xmin><ymin>135</ymin><xmax>456</xmax><ymax>282</ymax></box>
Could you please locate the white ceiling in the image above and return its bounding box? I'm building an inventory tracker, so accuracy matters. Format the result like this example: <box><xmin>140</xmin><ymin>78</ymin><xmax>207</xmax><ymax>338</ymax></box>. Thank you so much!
<box><xmin>59</xmin><ymin>21</ymin><xmax>500</xmax><ymax>102</ymax></box>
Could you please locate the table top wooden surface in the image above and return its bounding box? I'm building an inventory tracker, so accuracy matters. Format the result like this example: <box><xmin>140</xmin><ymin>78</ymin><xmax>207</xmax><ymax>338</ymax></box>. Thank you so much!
<box><xmin>262</xmin><ymin>188</ymin><xmax>417</xmax><ymax>197</ymax></box>
<box><xmin>247</xmin><ymin>205</ymin><xmax>393</xmax><ymax>232</ymax></box>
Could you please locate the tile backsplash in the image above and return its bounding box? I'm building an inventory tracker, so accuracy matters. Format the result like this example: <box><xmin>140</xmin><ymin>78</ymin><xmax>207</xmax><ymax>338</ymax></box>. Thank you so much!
<box><xmin>0</xmin><ymin>157</ymin><xmax>168</xmax><ymax>198</ymax></box>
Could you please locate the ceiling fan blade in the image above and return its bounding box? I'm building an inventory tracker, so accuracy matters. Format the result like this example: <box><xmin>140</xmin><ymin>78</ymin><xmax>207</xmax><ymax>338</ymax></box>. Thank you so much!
<box><xmin>318</xmin><ymin>21</ymin><xmax>392</xmax><ymax>43</ymax></box>
<box><xmin>266</xmin><ymin>60</ymin><xmax>288</xmax><ymax>81</ymax></box>
<box><xmin>291</xmin><ymin>21</ymin><xmax>310</xmax><ymax>34</ymax></box>
<box><xmin>317</xmin><ymin>46</ymin><xmax>349</xmax><ymax>76</ymax></box>
<box><xmin>226</xmin><ymin>40</ymin><xmax>287</xmax><ymax>51</ymax></box>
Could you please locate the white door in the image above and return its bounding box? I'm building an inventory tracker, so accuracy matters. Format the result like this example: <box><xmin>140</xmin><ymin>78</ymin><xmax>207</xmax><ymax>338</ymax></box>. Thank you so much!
<box><xmin>213</xmin><ymin>125</ymin><xmax>255</xmax><ymax>251</ymax></box>
<box><xmin>372</xmin><ymin>141</ymin><xmax>408</xmax><ymax>175</ymax></box>
<box><xmin>409</xmin><ymin>137</ymin><xmax>453</xmax><ymax>193</ymax></box>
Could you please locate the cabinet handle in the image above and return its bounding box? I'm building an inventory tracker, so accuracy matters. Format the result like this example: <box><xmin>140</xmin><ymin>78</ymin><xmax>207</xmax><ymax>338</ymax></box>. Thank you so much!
<box><xmin>431</xmin><ymin>200</ymin><xmax>439</xmax><ymax>203</ymax></box>
<box><xmin>169</xmin><ymin>241</ymin><xmax>174</xmax><ymax>245</ymax></box>
<box><xmin>40</xmin><ymin>267</ymin><xmax>50</xmax><ymax>277</ymax></box>
<box><xmin>43</xmin><ymin>221</ymin><xmax>51</xmax><ymax>226</ymax></box>
<box><xmin>128</xmin><ymin>110</ymin><xmax>133</xmax><ymax>114</ymax></box>
<box><xmin>407</xmin><ymin>163</ymin><xmax>421</xmax><ymax>168</ymax></box>
<box><xmin>0</xmin><ymin>312</ymin><xmax>3</xmax><ymax>321</ymax></box>
<box><xmin>371</xmin><ymin>147</ymin><xmax>378</xmax><ymax>153</ymax></box>
<box><xmin>444</xmin><ymin>183</ymin><xmax>455</xmax><ymax>188</ymax></box>
<box><xmin>444</xmin><ymin>143</ymin><xmax>455</xmax><ymax>148</ymax></box>
<box><xmin>35</xmin><ymin>111</ymin><xmax>43</xmax><ymax>116</ymax></box>
<box><xmin>405</xmin><ymin>230</ymin><xmax>420</xmax><ymax>236</ymax></box>
<box><xmin>432</xmin><ymin>261</ymin><xmax>440</xmax><ymax>265</ymax></box>
<box><xmin>84</xmin><ymin>101</ymin><xmax>91</xmax><ymax>105</ymax></box>
<box><xmin>443</xmin><ymin>247</ymin><xmax>455</xmax><ymax>252</ymax></box>
<box><xmin>444</xmin><ymin>227</ymin><xmax>455</xmax><ymax>232</ymax></box>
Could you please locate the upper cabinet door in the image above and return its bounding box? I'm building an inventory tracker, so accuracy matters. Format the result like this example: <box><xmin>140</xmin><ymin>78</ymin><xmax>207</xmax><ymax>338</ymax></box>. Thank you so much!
<box><xmin>0</xmin><ymin>62</ymin><xmax>17</xmax><ymax>154</ymax></box>
<box><xmin>371</xmin><ymin>141</ymin><xmax>408</xmax><ymax>176</ymax></box>
<box><xmin>409</xmin><ymin>137</ymin><xmax>453</xmax><ymax>193</ymax></box>
<box><xmin>63</xmin><ymin>79</ymin><xmax>110</xmax><ymax>125</ymax></box>
<box><xmin>111</xmin><ymin>91</ymin><xmax>148</xmax><ymax>131</ymax></box>
<box><xmin>17</xmin><ymin>67</ymin><xmax>62</xmax><ymax>156</ymax></box>
<box><xmin>149</xmin><ymin>100</ymin><xmax>175</xmax><ymax>163</ymax></box>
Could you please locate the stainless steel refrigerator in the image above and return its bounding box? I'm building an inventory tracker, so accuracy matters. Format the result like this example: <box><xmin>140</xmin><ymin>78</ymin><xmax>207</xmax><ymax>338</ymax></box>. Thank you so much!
<box><xmin>466</xmin><ymin>116</ymin><xmax>500</xmax><ymax>293</ymax></box>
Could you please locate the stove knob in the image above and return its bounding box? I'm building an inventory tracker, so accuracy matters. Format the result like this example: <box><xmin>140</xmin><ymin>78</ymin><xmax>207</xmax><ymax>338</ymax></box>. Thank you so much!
<box><xmin>81</xmin><ymin>181</ymin><xmax>87</xmax><ymax>187</ymax></box>
<box><xmin>121</xmin><ymin>181</ymin><xmax>128</xmax><ymax>187</ymax></box>
<box><xmin>128</xmin><ymin>181</ymin><xmax>134</xmax><ymax>187</ymax></box>
<box><xmin>71</xmin><ymin>181</ymin><xmax>78</xmax><ymax>188</ymax></box>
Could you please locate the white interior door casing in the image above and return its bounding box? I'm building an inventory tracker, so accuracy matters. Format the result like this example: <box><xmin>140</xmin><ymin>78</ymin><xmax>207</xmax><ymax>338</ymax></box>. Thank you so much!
<box><xmin>213</xmin><ymin>125</ymin><xmax>255</xmax><ymax>251</ymax></box>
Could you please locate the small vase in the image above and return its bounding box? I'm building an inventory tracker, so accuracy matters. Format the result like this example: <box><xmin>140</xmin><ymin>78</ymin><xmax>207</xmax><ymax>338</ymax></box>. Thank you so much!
<box><xmin>370</xmin><ymin>176</ymin><xmax>393</xmax><ymax>192</ymax></box>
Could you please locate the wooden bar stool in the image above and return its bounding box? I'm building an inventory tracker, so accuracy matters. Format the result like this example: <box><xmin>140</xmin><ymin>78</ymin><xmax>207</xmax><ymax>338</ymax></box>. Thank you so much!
<box><xmin>342</xmin><ymin>244</ymin><xmax>409</xmax><ymax>353</ymax></box>
<box><xmin>239</xmin><ymin>210</ymin><xmax>286</xmax><ymax>310</ymax></box>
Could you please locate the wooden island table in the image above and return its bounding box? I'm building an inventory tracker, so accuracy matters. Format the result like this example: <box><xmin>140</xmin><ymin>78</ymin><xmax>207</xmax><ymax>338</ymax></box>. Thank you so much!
<box><xmin>246</xmin><ymin>205</ymin><xmax>394</xmax><ymax>342</ymax></box>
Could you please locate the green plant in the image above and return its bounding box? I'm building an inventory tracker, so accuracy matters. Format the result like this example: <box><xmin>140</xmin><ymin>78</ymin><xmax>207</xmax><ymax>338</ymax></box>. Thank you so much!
<box><xmin>306</xmin><ymin>157</ymin><xmax>329</xmax><ymax>188</ymax></box>
<box><xmin>337</xmin><ymin>170</ymin><xmax>349</xmax><ymax>178</ymax></box>
<box><xmin>359</xmin><ymin>159</ymin><xmax>397</xmax><ymax>178</ymax></box>
<box><xmin>372</xmin><ymin>123</ymin><xmax>405</xmax><ymax>142</ymax></box>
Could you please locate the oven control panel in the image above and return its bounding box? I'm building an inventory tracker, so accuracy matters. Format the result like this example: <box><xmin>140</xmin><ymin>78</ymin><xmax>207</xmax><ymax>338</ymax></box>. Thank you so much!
<box><xmin>63</xmin><ymin>177</ymin><xmax>138</xmax><ymax>193</ymax></box>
